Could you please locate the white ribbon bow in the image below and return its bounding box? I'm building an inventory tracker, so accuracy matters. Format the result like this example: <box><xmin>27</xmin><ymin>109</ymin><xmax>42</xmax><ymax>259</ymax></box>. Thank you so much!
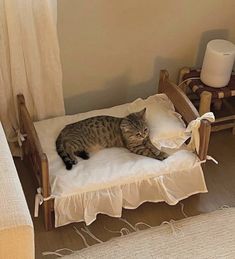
<box><xmin>8</xmin><ymin>129</ymin><xmax>27</xmax><ymax>147</ymax></box>
<box><xmin>16</xmin><ymin>129</ymin><xmax>27</xmax><ymax>147</ymax></box>
<box><xmin>34</xmin><ymin>187</ymin><xmax>53</xmax><ymax>217</ymax></box>
<box><xmin>34</xmin><ymin>187</ymin><xmax>44</xmax><ymax>217</ymax></box>
<box><xmin>186</xmin><ymin>112</ymin><xmax>215</xmax><ymax>154</ymax></box>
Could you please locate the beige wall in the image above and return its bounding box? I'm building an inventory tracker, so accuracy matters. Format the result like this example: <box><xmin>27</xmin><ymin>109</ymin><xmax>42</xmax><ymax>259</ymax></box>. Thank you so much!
<box><xmin>58</xmin><ymin>0</ymin><xmax>235</xmax><ymax>114</ymax></box>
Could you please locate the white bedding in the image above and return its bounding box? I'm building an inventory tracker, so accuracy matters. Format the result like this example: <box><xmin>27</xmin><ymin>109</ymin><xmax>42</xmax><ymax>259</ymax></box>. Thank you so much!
<box><xmin>34</xmin><ymin>94</ymin><xmax>208</xmax><ymax>227</ymax></box>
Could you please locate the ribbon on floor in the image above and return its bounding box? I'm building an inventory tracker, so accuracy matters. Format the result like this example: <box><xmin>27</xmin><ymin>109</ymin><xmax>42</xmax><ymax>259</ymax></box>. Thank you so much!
<box><xmin>8</xmin><ymin>129</ymin><xmax>27</xmax><ymax>147</ymax></box>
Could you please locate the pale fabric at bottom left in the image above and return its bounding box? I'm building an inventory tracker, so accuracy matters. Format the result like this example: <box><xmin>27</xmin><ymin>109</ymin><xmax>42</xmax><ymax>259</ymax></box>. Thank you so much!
<box><xmin>0</xmin><ymin>123</ymin><xmax>34</xmax><ymax>259</ymax></box>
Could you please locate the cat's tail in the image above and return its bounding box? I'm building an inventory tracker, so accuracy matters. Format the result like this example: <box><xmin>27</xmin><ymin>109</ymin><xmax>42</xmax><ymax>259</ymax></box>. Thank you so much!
<box><xmin>56</xmin><ymin>134</ymin><xmax>73</xmax><ymax>170</ymax></box>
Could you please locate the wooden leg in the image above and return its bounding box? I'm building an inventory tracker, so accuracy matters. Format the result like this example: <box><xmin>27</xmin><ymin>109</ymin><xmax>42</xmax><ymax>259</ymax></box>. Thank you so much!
<box><xmin>43</xmin><ymin>200</ymin><xmax>53</xmax><ymax>231</ymax></box>
<box><xmin>199</xmin><ymin>91</ymin><xmax>212</xmax><ymax>116</ymax></box>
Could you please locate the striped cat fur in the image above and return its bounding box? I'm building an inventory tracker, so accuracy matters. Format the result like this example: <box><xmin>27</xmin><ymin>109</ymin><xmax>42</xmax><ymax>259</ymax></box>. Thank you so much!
<box><xmin>56</xmin><ymin>108</ymin><xmax>167</xmax><ymax>170</ymax></box>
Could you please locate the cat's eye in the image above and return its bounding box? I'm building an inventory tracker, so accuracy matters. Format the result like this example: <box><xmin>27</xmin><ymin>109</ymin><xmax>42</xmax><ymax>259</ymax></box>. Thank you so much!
<box><xmin>136</xmin><ymin>132</ymin><xmax>141</xmax><ymax>137</ymax></box>
<box><xmin>144</xmin><ymin>128</ymin><xmax>148</xmax><ymax>132</ymax></box>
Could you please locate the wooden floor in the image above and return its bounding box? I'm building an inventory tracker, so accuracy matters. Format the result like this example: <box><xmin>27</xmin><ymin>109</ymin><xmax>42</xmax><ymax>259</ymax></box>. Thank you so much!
<box><xmin>14</xmin><ymin>129</ymin><xmax>235</xmax><ymax>259</ymax></box>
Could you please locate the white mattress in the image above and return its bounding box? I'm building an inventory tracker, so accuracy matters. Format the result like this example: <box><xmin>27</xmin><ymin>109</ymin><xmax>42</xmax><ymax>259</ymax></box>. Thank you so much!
<box><xmin>34</xmin><ymin>95</ymin><xmax>208</xmax><ymax>227</ymax></box>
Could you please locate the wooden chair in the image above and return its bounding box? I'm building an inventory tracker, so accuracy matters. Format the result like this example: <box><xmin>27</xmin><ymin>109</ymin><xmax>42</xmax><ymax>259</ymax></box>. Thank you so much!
<box><xmin>179</xmin><ymin>67</ymin><xmax>235</xmax><ymax>134</ymax></box>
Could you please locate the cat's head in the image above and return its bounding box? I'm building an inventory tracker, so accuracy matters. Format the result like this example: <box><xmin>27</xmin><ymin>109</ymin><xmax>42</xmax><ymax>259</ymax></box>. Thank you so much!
<box><xmin>121</xmin><ymin>108</ymin><xmax>149</xmax><ymax>142</ymax></box>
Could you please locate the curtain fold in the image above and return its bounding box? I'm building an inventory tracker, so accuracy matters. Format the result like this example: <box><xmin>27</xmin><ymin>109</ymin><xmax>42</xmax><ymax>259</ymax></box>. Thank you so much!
<box><xmin>0</xmin><ymin>0</ymin><xmax>65</xmax><ymax>154</ymax></box>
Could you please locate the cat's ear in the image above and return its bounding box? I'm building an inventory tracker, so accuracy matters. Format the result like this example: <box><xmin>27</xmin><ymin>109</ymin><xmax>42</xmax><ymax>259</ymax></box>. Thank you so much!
<box><xmin>136</xmin><ymin>108</ymin><xmax>146</xmax><ymax>118</ymax></box>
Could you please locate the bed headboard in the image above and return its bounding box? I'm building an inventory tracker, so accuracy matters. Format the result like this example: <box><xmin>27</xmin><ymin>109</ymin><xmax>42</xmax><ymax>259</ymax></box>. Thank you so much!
<box><xmin>158</xmin><ymin>70</ymin><xmax>211</xmax><ymax>161</ymax></box>
<box><xmin>159</xmin><ymin>70</ymin><xmax>199</xmax><ymax>123</ymax></box>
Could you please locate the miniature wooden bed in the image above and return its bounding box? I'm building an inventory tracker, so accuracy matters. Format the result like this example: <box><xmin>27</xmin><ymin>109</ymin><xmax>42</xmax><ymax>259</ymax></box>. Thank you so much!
<box><xmin>17</xmin><ymin>70</ymin><xmax>211</xmax><ymax>231</ymax></box>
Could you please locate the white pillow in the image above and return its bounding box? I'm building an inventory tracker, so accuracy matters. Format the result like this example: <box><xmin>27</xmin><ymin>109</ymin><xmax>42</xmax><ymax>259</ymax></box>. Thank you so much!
<box><xmin>128</xmin><ymin>94</ymin><xmax>188</xmax><ymax>149</ymax></box>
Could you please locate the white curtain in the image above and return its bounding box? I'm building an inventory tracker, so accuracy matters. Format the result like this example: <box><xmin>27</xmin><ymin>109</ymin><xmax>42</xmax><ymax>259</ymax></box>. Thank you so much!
<box><xmin>0</xmin><ymin>0</ymin><xmax>65</xmax><ymax>153</ymax></box>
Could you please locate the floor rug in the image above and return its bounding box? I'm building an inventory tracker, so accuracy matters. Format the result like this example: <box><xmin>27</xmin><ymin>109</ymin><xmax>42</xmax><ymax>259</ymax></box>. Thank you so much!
<box><xmin>50</xmin><ymin>208</ymin><xmax>235</xmax><ymax>258</ymax></box>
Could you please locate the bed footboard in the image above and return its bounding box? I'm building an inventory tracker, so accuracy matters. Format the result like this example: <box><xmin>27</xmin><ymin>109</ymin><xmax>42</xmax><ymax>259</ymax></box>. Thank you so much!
<box><xmin>159</xmin><ymin>70</ymin><xmax>211</xmax><ymax>161</ymax></box>
<box><xmin>17</xmin><ymin>94</ymin><xmax>53</xmax><ymax>230</ymax></box>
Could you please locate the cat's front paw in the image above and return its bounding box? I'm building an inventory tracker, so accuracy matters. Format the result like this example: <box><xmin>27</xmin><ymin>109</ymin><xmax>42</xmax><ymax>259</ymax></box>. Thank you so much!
<box><xmin>65</xmin><ymin>162</ymin><xmax>73</xmax><ymax>170</ymax></box>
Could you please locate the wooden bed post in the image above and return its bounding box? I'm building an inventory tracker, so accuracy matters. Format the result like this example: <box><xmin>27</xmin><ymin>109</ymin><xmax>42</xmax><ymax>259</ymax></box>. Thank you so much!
<box><xmin>17</xmin><ymin>94</ymin><xmax>53</xmax><ymax>231</ymax></box>
<box><xmin>198</xmin><ymin>119</ymin><xmax>211</xmax><ymax>161</ymax></box>
<box><xmin>17</xmin><ymin>94</ymin><xmax>26</xmax><ymax>157</ymax></box>
<box><xmin>158</xmin><ymin>69</ymin><xmax>170</xmax><ymax>94</ymax></box>
<box><xmin>41</xmin><ymin>155</ymin><xmax>53</xmax><ymax>231</ymax></box>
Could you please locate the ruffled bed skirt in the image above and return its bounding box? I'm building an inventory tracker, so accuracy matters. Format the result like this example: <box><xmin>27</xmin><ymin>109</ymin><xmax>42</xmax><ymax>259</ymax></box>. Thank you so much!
<box><xmin>54</xmin><ymin>164</ymin><xmax>207</xmax><ymax>227</ymax></box>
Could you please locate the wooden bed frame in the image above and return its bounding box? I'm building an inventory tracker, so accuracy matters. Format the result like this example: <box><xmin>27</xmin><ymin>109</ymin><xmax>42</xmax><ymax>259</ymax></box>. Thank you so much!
<box><xmin>17</xmin><ymin>70</ymin><xmax>211</xmax><ymax>231</ymax></box>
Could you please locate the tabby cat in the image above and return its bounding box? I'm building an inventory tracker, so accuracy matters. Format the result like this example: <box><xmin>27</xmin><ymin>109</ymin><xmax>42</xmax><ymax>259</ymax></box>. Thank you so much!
<box><xmin>56</xmin><ymin>108</ymin><xmax>167</xmax><ymax>170</ymax></box>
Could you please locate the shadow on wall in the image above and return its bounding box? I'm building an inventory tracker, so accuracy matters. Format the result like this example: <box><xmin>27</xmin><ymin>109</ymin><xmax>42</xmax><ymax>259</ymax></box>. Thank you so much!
<box><xmin>64</xmin><ymin>57</ymin><xmax>190</xmax><ymax>115</ymax></box>
<box><xmin>65</xmin><ymin>73</ymin><xmax>130</xmax><ymax>114</ymax></box>
<box><xmin>194</xmin><ymin>29</ymin><xmax>229</xmax><ymax>67</ymax></box>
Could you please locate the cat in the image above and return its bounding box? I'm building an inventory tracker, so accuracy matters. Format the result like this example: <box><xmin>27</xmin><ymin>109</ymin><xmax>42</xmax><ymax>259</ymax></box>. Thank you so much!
<box><xmin>56</xmin><ymin>108</ymin><xmax>168</xmax><ymax>170</ymax></box>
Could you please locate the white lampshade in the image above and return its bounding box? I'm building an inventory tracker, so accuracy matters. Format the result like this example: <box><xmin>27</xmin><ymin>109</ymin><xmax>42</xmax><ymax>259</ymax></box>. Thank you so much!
<box><xmin>200</xmin><ymin>39</ymin><xmax>235</xmax><ymax>88</ymax></box>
